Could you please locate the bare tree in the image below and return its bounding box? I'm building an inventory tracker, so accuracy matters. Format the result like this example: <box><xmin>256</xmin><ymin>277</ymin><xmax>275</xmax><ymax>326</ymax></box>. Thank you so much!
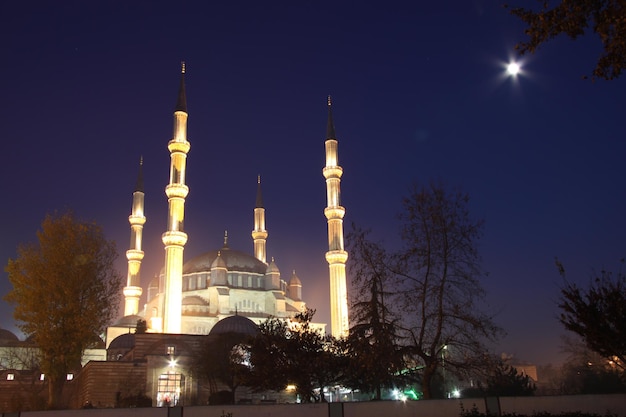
<box><xmin>394</xmin><ymin>181</ymin><xmax>502</xmax><ymax>399</ymax></box>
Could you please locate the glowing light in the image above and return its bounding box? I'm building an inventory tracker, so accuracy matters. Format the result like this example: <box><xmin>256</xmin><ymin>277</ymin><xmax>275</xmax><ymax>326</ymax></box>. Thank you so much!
<box><xmin>169</xmin><ymin>359</ymin><xmax>177</xmax><ymax>368</ymax></box>
<box><xmin>452</xmin><ymin>389</ymin><xmax>460</xmax><ymax>398</ymax></box>
<box><xmin>286</xmin><ymin>384</ymin><xmax>296</xmax><ymax>391</ymax></box>
<box><xmin>506</xmin><ymin>62</ymin><xmax>520</xmax><ymax>76</ymax></box>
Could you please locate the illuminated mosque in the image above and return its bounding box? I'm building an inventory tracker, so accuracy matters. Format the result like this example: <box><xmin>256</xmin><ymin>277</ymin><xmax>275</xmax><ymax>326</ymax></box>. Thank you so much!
<box><xmin>107</xmin><ymin>62</ymin><xmax>349</xmax><ymax>343</ymax></box>
<box><xmin>0</xmin><ymin>64</ymin><xmax>351</xmax><ymax>409</ymax></box>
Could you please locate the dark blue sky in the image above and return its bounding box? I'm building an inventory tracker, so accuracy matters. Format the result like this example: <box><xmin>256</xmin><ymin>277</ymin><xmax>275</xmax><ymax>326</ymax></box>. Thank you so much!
<box><xmin>1</xmin><ymin>1</ymin><xmax>624</xmax><ymax>366</ymax></box>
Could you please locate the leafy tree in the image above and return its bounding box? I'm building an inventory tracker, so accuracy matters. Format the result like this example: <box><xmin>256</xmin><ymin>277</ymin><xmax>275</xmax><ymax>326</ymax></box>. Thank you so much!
<box><xmin>192</xmin><ymin>332</ymin><xmax>252</xmax><ymax>404</ymax></box>
<box><xmin>463</xmin><ymin>359</ymin><xmax>535</xmax><ymax>397</ymax></box>
<box><xmin>559</xmin><ymin>336</ymin><xmax>626</xmax><ymax>394</ymax></box>
<box><xmin>245</xmin><ymin>309</ymin><xmax>343</xmax><ymax>402</ymax></box>
<box><xmin>556</xmin><ymin>260</ymin><xmax>626</xmax><ymax>371</ymax></box>
<box><xmin>394</xmin><ymin>181</ymin><xmax>502</xmax><ymax>399</ymax></box>
<box><xmin>485</xmin><ymin>361</ymin><xmax>536</xmax><ymax>397</ymax></box>
<box><xmin>507</xmin><ymin>0</ymin><xmax>626</xmax><ymax>80</ymax></box>
<box><xmin>345</xmin><ymin>225</ymin><xmax>405</xmax><ymax>400</ymax></box>
<box><xmin>4</xmin><ymin>212</ymin><xmax>122</xmax><ymax>409</ymax></box>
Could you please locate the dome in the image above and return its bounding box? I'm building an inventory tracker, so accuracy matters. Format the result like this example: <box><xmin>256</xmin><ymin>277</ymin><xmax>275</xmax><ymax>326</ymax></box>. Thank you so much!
<box><xmin>108</xmin><ymin>333</ymin><xmax>136</xmax><ymax>350</ymax></box>
<box><xmin>289</xmin><ymin>270</ymin><xmax>302</xmax><ymax>286</ymax></box>
<box><xmin>183</xmin><ymin>248</ymin><xmax>267</xmax><ymax>275</ymax></box>
<box><xmin>209</xmin><ymin>315</ymin><xmax>259</xmax><ymax>337</ymax></box>
<box><xmin>0</xmin><ymin>328</ymin><xmax>19</xmax><ymax>345</ymax></box>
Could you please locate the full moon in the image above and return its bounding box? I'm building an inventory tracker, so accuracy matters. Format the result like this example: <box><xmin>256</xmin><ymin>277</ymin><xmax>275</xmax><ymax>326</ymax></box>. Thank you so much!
<box><xmin>507</xmin><ymin>62</ymin><xmax>520</xmax><ymax>76</ymax></box>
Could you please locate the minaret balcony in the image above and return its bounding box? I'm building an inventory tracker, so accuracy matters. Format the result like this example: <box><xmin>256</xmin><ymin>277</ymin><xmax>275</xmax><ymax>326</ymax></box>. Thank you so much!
<box><xmin>128</xmin><ymin>214</ymin><xmax>146</xmax><ymax>226</ymax></box>
<box><xmin>167</xmin><ymin>140</ymin><xmax>190</xmax><ymax>154</ymax></box>
<box><xmin>325</xmin><ymin>250</ymin><xmax>348</xmax><ymax>264</ymax></box>
<box><xmin>323</xmin><ymin>166</ymin><xmax>343</xmax><ymax>179</ymax></box>
<box><xmin>165</xmin><ymin>184</ymin><xmax>189</xmax><ymax>199</ymax></box>
<box><xmin>162</xmin><ymin>230</ymin><xmax>188</xmax><ymax>247</ymax></box>
<box><xmin>126</xmin><ymin>249</ymin><xmax>145</xmax><ymax>262</ymax></box>
<box><xmin>251</xmin><ymin>230</ymin><xmax>268</xmax><ymax>240</ymax></box>
<box><xmin>324</xmin><ymin>206</ymin><xmax>345</xmax><ymax>220</ymax></box>
<box><xmin>123</xmin><ymin>285</ymin><xmax>143</xmax><ymax>298</ymax></box>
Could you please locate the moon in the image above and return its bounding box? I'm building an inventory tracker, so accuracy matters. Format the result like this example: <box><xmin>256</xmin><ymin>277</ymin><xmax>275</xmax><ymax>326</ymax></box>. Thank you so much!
<box><xmin>507</xmin><ymin>62</ymin><xmax>521</xmax><ymax>76</ymax></box>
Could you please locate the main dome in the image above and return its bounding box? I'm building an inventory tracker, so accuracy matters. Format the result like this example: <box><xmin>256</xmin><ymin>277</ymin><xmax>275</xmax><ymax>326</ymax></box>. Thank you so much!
<box><xmin>183</xmin><ymin>248</ymin><xmax>267</xmax><ymax>275</ymax></box>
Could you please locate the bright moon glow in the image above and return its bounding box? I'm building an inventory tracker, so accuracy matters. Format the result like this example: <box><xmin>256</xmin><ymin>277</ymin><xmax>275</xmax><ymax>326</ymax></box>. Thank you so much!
<box><xmin>507</xmin><ymin>62</ymin><xmax>520</xmax><ymax>76</ymax></box>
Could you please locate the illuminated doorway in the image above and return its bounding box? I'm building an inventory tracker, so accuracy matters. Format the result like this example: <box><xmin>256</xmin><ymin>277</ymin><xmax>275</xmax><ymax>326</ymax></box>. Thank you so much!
<box><xmin>157</xmin><ymin>371</ymin><xmax>184</xmax><ymax>407</ymax></box>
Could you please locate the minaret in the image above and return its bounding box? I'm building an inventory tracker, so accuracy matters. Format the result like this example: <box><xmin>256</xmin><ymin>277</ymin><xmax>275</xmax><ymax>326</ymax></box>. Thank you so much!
<box><xmin>323</xmin><ymin>96</ymin><xmax>349</xmax><ymax>338</ymax></box>
<box><xmin>251</xmin><ymin>175</ymin><xmax>268</xmax><ymax>263</ymax></box>
<box><xmin>161</xmin><ymin>62</ymin><xmax>191</xmax><ymax>334</ymax></box>
<box><xmin>123</xmin><ymin>157</ymin><xmax>145</xmax><ymax>316</ymax></box>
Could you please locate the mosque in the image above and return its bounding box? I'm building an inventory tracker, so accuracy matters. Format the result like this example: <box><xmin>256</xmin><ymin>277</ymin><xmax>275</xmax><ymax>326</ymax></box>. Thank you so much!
<box><xmin>107</xmin><ymin>63</ymin><xmax>349</xmax><ymax>342</ymax></box>
<box><xmin>0</xmin><ymin>64</ymin><xmax>351</xmax><ymax>409</ymax></box>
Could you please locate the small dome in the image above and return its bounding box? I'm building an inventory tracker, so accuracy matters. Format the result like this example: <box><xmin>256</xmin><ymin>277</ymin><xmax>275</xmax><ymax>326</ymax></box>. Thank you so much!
<box><xmin>266</xmin><ymin>258</ymin><xmax>280</xmax><ymax>274</ymax></box>
<box><xmin>0</xmin><ymin>328</ymin><xmax>19</xmax><ymax>345</ymax></box>
<box><xmin>289</xmin><ymin>270</ymin><xmax>302</xmax><ymax>286</ymax></box>
<box><xmin>209</xmin><ymin>315</ymin><xmax>259</xmax><ymax>337</ymax></box>
<box><xmin>211</xmin><ymin>251</ymin><xmax>227</xmax><ymax>268</ymax></box>
<box><xmin>108</xmin><ymin>333</ymin><xmax>136</xmax><ymax>350</ymax></box>
<box><xmin>114</xmin><ymin>314</ymin><xmax>143</xmax><ymax>327</ymax></box>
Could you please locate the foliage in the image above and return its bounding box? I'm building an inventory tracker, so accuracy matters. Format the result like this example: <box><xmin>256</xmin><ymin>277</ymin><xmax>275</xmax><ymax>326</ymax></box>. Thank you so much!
<box><xmin>4</xmin><ymin>211</ymin><xmax>122</xmax><ymax>409</ymax></box>
<box><xmin>245</xmin><ymin>309</ymin><xmax>344</xmax><ymax>402</ymax></box>
<box><xmin>558</xmin><ymin>336</ymin><xmax>626</xmax><ymax>394</ymax></box>
<box><xmin>192</xmin><ymin>332</ymin><xmax>252</xmax><ymax>403</ymax></box>
<box><xmin>345</xmin><ymin>225</ymin><xmax>406</xmax><ymax>400</ymax></box>
<box><xmin>507</xmin><ymin>0</ymin><xmax>626</xmax><ymax>80</ymax></box>
<box><xmin>556</xmin><ymin>260</ymin><xmax>626</xmax><ymax>371</ymax></box>
<box><xmin>393</xmin><ymin>181</ymin><xmax>502</xmax><ymax>399</ymax></box>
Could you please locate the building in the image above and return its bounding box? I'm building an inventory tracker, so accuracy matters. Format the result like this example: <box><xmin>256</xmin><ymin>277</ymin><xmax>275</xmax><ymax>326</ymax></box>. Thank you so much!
<box><xmin>108</xmin><ymin>63</ymin><xmax>348</xmax><ymax>343</ymax></box>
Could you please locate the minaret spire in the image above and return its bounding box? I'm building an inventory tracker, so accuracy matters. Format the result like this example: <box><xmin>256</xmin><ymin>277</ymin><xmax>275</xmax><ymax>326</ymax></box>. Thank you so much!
<box><xmin>123</xmin><ymin>157</ymin><xmax>146</xmax><ymax>316</ymax></box>
<box><xmin>161</xmin><ymin>63</ymin><xmax>191</xmax><ymax>334</ymax></box>
<box><xmin>252</xmin><ymin>175</ymin><xmax>268</xmax><ymax>263</ymax></box>
<box><xmin>323</xmin><ymin>96</ymin><xmax>349</xmax><ymax>338</ymax></box>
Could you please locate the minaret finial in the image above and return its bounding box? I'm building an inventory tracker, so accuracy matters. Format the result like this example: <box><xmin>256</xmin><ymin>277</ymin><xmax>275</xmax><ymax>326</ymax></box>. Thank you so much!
<box><xmin>181</xmin><ymin>61</ymin><xmax>186</xmax><ymax>74</ymax></box>
<box><xmin>326</xmin><ymin>95</ymin><xmax>336</xmax><ymax>140</ymax></box>
<box><xmin>223</xmin><ymin>230</ymin><xmax>228</xmax><ymax>247</ymax></box>
<box><xmin>257</xmin><ymin>174</ymin><xmax>261</xmax><ymax>184</ymax></box>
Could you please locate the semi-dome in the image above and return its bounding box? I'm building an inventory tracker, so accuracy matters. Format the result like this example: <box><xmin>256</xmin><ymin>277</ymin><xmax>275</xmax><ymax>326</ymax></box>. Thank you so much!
<box><xmin>108</xmin><ymin>333</ymin><xmax>136</xmax><ymax>350</ymax></box>
<box><xmin>209</xmin><ymin>315</ymin><xmax>259</xmax><ymax>337</ymax></box>
<box><xmin>183</xmin><ymin>248</ymin><xmax>267</xmax><ymax>275</ymax></box>
<box><xmin>0</xmin><ymin>328</ymin><xmax>19</xmax><ymax>345</ymax></box>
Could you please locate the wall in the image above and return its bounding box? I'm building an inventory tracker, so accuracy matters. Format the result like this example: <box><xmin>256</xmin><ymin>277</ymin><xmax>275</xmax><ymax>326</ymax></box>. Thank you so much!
<box><xmin>9</xmin><ymin>394</ymin><xmax>626</xmax><ymax>417</ymax></box>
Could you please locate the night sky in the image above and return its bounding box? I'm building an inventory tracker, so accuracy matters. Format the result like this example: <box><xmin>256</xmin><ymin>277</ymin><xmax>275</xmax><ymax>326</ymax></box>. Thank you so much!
<box><xmin>1</xmin><ymin>1</ymin><xmax>625</xmax><ymax>367</ymax></box>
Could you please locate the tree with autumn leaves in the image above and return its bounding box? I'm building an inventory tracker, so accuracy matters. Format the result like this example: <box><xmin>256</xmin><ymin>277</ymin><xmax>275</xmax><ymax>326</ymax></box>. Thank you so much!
<box><xmin>5</xmin><ymin>212</ymin><xmax>122</xmax><ymax>409</ymax></box>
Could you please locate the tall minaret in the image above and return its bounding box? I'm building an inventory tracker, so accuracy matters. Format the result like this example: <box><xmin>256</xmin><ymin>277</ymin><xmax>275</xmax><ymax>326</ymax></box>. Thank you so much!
<box><xmin>323</xmin><ymin>96</ymin><xmax>349</xmax><ymax>338</ymax></box>
<box><xmin>251</xmin><ymin>175</ymin><xmax>268</xmax><ymax>263</ymax></box>
<box><xmin>161</xmin><ymin>62</ymin><xmax>190</xmax><ymax>334</ymax></box>
<box><xmin>123</xmin><ymin>157</ymin><xmax>145</xmax><ymax>317</ymax></box>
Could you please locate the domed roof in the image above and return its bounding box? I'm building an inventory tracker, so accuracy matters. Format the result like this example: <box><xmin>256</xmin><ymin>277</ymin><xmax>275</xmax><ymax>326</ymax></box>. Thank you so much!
<box><xmin>183</xmin><ymin>248</ymin><xmax>267</xmax><ymax>275</ymax></box>
<box><xmin>209</xmin><ymin>315</ymin><xmax>259</xmax><ymax>337</ymax></box>
<box><xmin>182</xmin><ymin>295</ymin><xmax>208</xmax><ymax>306</ymax></box>
<box><xmin>108</xmin><ymin>333</ymin><xmax>136</xmax><ymax>350</ymax></box>
<box><xmin>0</xmin><ymin>328</ymin><xmax>19</xmax><ymax>345</ymax></box>
<box><xmin>289</xmin><ymin>270</ymin><xmax>302</xmax><ymax>286</ymax></box>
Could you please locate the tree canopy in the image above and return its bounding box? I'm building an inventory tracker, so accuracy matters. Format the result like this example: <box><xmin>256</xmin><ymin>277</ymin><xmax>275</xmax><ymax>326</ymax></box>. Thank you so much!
<box><xmin>4</xmin><ymin>212</ymin><xmax>122</xmax><ymax>409</ymax></box>
<box><xmin>557</xmin><ymin>261</ymin><xmax>626</xmax><ymax>371</ymax></box>
<box><xmin>508</xmin><ymin>0</ymin><xmax>626</xmax><ymax>80</ymax></box>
